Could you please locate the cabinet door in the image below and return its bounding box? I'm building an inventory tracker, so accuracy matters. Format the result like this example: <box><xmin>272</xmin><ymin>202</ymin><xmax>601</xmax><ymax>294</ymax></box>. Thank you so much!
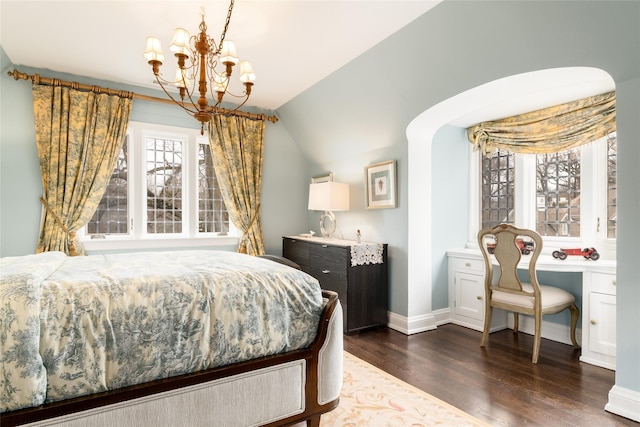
<box><xmin>589</xmin><ymin>292</ymin><xmax>616</xmax><ymax>357</ymax></box>
<box><xmin>454</xmin><ymin>271</ymin><xmax>485</xmax><ymax>321</ymax></box>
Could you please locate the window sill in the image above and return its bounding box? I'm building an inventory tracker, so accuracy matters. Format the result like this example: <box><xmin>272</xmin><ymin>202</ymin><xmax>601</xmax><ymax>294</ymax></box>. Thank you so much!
<box><xmin>81</xmin><ymin>236</ymin><xmax>240</xmax><ymax>253</ymax></box>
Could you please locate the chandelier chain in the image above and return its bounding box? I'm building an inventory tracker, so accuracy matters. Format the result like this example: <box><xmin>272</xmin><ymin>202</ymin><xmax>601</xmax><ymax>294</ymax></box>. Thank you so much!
<box><xmin>217</xmin><ymin>0</ymin><xmax>235</xmax><ymax>54</ymax></box>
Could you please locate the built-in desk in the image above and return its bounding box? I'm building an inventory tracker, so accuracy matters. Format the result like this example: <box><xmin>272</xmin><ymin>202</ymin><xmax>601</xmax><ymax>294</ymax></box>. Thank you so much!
<box><xmin>447</xmin><ymin>248</ymin><xmax>616</xmax><ymax>370</ymax></box>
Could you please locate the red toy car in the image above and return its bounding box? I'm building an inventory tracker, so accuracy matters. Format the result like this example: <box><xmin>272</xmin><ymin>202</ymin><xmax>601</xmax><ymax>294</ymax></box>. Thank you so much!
<box><xmin>552</xmin><ymin>247</ymin><xmax>600</xmax><ymax>260</ymax></box>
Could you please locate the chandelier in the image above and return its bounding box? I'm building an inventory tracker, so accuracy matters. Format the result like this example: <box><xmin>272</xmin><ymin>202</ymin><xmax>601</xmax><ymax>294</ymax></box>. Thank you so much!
<box><xmin>144</xmin><ymin>0</ymin><xmax>255</xmax><ymax>134</ymax></box>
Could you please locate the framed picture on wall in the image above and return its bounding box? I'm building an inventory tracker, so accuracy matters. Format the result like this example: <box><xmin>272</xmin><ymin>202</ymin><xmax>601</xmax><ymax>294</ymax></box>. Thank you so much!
<box><xmin>365</xmin><ymin>160</ymin><xmax>397</xmax><ymax>209</ymax></box>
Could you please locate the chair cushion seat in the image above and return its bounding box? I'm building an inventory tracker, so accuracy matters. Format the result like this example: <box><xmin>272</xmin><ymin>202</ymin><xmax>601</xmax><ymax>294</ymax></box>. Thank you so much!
<box><xmin>492</xmin><ymin>283</ymin><xmax>575</xmax><ymax>311</ymax></box>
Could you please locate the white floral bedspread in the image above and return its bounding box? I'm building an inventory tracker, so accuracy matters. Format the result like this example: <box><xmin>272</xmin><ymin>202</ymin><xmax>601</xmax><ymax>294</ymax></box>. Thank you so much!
<box><xmin>0</xmin><ymin>250</ymin><xmax>323</xmax><ymax>412</ymax></box>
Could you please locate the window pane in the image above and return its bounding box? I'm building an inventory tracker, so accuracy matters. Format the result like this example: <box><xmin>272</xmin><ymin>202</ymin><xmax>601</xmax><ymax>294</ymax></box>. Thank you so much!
<box><xmin>87</xmin><ymin>136</ymin><xmax>129</xmax><ymax>234</ymax></box>
<box><xmin>536</xmin><ymin>148</ymin><xmax>581</xmax><ymax>237</ymax></box>
<box><xmin>146</xmin><ymin>137</ymin><xmax>183</xmax><ymax>234</ymax></box>
<box><xmin>198</xmin><ymin>143</ymin><xmax>229</xmax><ymax>234</ymax></box>
<box><xmin>607</xmin><ymin>133</ymin><xmax>617</xmax><ymax>238</ymax></box>
<box><xmin>481</xmin><ymin>149</ymin><xmax>515</xmax><ymax>229</ymax></box>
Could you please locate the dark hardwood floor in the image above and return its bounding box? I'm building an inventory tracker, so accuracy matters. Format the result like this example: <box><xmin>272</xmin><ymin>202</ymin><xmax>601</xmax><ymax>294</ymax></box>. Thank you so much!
<box><xmin>343</xmin><ymin>324</ymin><xmax>637</xmax><ymax>427</ymax></box>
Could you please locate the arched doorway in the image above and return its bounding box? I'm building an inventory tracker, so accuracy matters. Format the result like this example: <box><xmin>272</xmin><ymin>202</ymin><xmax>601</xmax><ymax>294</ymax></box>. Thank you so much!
<box><xmin>404</xmin><ymin>67</ymin><xmax>615</xmax><ymax>331</ymax></box>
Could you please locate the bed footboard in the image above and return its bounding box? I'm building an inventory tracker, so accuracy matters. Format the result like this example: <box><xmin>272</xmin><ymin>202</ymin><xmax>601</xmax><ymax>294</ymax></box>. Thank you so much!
<box><xmin>1</xmin><ymin>291</ymin><xmax>342</xmax><ymax>427</ymax></box>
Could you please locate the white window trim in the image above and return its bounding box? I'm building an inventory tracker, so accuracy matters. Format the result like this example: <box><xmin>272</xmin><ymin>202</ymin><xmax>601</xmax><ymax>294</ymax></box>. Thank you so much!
<box><xmin>78</xmin><ymin>121</ymin><xmax>239</xmax><ymax>252</ymax></box>
<box><xmin>467</xmin><ymin>141</ymin><xmax>616</xmax><ymax>260</ymax></box>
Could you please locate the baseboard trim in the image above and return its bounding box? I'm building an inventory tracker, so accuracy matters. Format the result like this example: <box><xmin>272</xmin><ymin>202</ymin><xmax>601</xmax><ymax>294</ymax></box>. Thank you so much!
<box><xmin>387</xmin><ymin>308</ymin><xmax>578</xmax><ymax>343</ymax></box>
<box><xmin>506</xmin><ymin>314</ymin><xmax>582</xmax><ymax>347</ymax></box>
<box><xmin>387</xmin><ymin>311</ymin><xmax>437</xmax><ymax>335</ymax></box>
<box><xmin>605</xmin><ymin>385</ymin><xmax>640</xmax><ymax>422</ymax></box>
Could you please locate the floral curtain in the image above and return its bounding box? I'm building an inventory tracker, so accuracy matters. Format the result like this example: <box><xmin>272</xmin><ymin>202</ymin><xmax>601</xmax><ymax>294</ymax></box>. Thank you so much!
<box><xmin>32</xmin><ymin>84</ymin><xmax>132</xmax><ymax>255</ymax></box>
<box><xmin>208</xmin><ymin>115</ymin><xmax>266</xmax><ymax>255</ymax></box>
<box><xmin>467</xmin><ymin>91</ymin><xmax>616</xmax><ymax>155</ymax></box>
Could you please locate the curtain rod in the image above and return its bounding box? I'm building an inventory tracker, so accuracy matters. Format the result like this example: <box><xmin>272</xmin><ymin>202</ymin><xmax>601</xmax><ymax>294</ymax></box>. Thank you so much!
<box><xmin>7</xmin><ymin>69</ymin><xmax>279</xmax><ymax>123</ymax></box>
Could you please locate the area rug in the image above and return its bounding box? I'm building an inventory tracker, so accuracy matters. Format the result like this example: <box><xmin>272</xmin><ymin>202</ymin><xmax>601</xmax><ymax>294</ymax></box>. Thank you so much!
<box><xmin>320</xmin><ymin>352</ymin><xmax>491</xmax><ymax>427</ymax></box>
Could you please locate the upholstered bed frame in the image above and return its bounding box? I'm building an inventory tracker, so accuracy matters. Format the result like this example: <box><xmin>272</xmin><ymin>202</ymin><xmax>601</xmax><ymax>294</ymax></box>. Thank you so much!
<box><xmin>1</xmin><ymin>291</ymin><xmax>343</xmax><ymax>427</ymax></box>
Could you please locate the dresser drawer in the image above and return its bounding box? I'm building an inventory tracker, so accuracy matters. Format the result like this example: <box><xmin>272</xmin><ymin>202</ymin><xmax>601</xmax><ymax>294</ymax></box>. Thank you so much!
<box><xmin>282</xmin><ymin>238</ymin><xmax>310</xmax><ymax>267</ymax></box>
<box><xmin>590</xmin><ymin>272</ymin><xmax>616</xmax><ymax>295</ymax></box>
<box><xmin>309</xmin><ymin>244</ymin><xmax>348</xmax><ymax>277</ymax></box>
<box><xmin>308</xmin><ymin>266</ymin><xmax>348</xmax><ymax>305</ymax></box>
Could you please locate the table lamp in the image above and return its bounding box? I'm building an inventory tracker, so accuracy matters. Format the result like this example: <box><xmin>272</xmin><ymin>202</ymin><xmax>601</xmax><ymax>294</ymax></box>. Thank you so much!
<box><xmin>308</xmin><ymin>182</ymin><xmax>350</xmax><ymax>238</ymax></box>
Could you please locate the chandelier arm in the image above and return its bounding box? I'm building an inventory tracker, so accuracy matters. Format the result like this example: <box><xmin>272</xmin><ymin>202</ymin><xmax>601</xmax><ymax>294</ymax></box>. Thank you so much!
<box><xmin>229</xmin><ymin>95</ymin><xmax>249</xmax><ymax>111</ymax></box>
<box><xmin>206</xmin><ymin>67</ymin><xmax>226</xmax><ymax>109</ymax></box>
<box><xmin>182</xmin><ymin>85</ymin><xmax>204</xmax><ymax>115</ymax></box>
<box><xmin>217</xmin><ymin>90</ymin><xmax>250</xmax><ymax>99</ymax></box>
<box><xmin>154</xmin><ymin>77</ymin><xmax>198</xmax><ymax>116</ymax></box>
<box><xmin>179</xmin><ymin>53</ymin><xmax>205</xmax><ymax>113</ymax></box>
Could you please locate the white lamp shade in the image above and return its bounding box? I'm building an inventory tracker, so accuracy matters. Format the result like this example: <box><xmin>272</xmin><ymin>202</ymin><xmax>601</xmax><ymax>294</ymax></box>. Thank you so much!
<box><xmin>239</xmin><ymin>60</ymin><xmax>256</xmax><ymax>83</ymax></box>
<box><xmin>169</xmin><ymin>28</ymin><xmax>191</xmax><ymax>55</ymax></box>
<box><xmin>220</xmin><ymin>40</ymin><xmax>239</xmax><ymax>65</ymax></box>
<box><xmin>144</xmin><ymin>36</ymin><xmax>165</xmax><ymax>62</ymax></box>
<box><xmin>173</xmin><ymin>69</ymin><xmax>191</xmax><ymax>88</ymax></box>
<box><xmin>308</xmin><ymin>182</ymin><xmax>350</xmax><ymax>211</ymax></box>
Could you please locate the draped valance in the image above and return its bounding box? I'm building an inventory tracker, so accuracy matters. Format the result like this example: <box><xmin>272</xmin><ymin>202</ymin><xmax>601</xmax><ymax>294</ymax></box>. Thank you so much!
<box><xmin>467</xmin><ymin>91</ymin><xmax>616</xmax><ymax>155</ymax></box>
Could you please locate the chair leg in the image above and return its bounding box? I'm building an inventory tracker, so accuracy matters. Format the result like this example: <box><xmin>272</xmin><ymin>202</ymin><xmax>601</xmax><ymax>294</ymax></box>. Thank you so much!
<box><xmin>569</xmin><ymin>303</ymin><xmax>581</xmax><ymax>348</ymax></box>
<box><xmin>513</xmin><ymin>312</ymin><xmax>519</xmax><ymax>333</ymax></box>
<box><xmin>532</xmin><ymin>312</ymin><xmax>542</xmax><ymax>364</ymax></box>
<box><xmin>481</xmin><ymin>306</ymin><xmax>493</xmax><ymax>347</ymax></box>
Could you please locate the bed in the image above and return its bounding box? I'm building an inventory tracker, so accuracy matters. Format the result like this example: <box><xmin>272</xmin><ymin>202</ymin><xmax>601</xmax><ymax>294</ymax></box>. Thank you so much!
<box><xmin>0</xmin><ymin>250</ymin><xmax>343</xmax><ymax>427</ymax></box>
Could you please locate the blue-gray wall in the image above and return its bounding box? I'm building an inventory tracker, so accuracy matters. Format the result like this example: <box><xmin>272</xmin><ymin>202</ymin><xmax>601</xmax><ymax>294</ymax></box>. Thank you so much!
<box><xmin>431</xmin><ymin>125</ymin><xmax>468</xmax><ymax>310</ymax></box>
<box><xmin>277</xmin><ymin>0</ymin><xmax>640</xmax><ymax>405</ymax></box>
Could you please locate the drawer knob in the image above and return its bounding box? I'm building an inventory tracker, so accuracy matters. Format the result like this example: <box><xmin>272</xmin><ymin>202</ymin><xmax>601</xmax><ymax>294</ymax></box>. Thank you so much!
<box><xmin>465</xmin><ymin>262</ymin><xmax>471</xmax><ymax>267</ymax></box>
<box><xmin>591</xmin><ymin>320</ymin><xmax>597</xmax><ymax>325</ymax></box>
<box><xmin>612</xmin><ymin>279</ymin><xmax>616</xmax><ymax>286</ymax></box>
<box><xmin>322</xmin><ymin>270</ymin><xmax>330</xmax><ymax>274</ymax></box>
<box><xmin>476</xmin><ymin>295</ymin><xmax>482</xmax><ymax>300</ymax></box>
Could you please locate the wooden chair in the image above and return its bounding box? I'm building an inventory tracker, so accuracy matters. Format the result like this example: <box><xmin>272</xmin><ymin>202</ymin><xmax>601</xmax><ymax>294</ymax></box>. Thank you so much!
<box><xmin>477</xmin><ymin>223</ymin><xmax>580</xmax><ymax>363</ymax></box>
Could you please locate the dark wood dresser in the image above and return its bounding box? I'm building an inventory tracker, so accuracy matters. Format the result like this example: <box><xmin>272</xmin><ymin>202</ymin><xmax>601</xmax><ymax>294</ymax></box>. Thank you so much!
<box><xmin>282</xmin><ymin>236</ymin><xmax>388</xmax><ymax>334</ymax></box>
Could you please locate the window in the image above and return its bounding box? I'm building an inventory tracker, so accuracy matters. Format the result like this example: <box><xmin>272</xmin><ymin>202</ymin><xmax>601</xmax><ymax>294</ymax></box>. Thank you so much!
<box><xmin>480</xmin><ymin>149</ymin><xmax>515</xmax><ymax>229</ymax></box>
<box><xmin>535</xmin><ymin>148</ymin><xmax>581</xmax><ymax>237</ymax></box>
<box><xmin>477</xmin><ymin>132</ymin><xmax>616</xmax><ymax>256</ymax></box>
<box><xmin>82</xmin><ymin>122</ymin><xmax>236</xmax><ymax>251</ymax></box>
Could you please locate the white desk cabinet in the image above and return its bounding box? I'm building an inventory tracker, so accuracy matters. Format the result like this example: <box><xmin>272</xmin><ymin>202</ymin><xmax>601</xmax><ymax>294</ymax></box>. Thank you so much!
<box><xmin>447</xmin><ymin>248</ymin><xmax>616</xmax><ymax>370</ymax></box>
<box><xmin>447</xmin><ymin>252</ymin><xmax>507</xmax><ymax>332</ymax></box>
<box><xmin>582</xmin><ymin>271</ymin><xmax>617</xmax><ymax>370</ymax></box>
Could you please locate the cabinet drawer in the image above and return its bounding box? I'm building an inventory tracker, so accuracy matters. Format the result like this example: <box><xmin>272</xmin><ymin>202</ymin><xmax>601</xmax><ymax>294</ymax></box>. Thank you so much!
<box><xmin>282</xmin><ymin>238</ymin><xmax>310</xmax><ymax>266</ymax></box>
<box><xmin>308</xmin><ymin>266</ymin><xmax>348</xmax><ymax>304</ymax></box>
<box><xmin>309</xmin><ymin>245</ymin><xmax>348</xmax><ymax>277</ymax></box>
<box><xmin>450</xmin><ymin>257</ymin><xmax>484</xmax><ymax>273</ymax></box>
<box><xmin>590</xmin><ymin>272</ymin><xmax>616</xmax><ymax>295</ymax></box>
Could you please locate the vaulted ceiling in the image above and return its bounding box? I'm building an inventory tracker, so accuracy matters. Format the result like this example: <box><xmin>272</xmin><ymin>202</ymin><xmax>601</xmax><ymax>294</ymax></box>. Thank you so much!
<box><xmin>0</xmin><ymin>1</ymin><xmax>441</xmax><ymax>111</ymax></box>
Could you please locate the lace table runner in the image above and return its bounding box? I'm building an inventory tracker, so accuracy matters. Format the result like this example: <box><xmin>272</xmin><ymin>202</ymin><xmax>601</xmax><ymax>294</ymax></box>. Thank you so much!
<box><xmin>350</xmin><ymin>243</ymin><xmax>384</xmax><ymax>266</ymax></box>
<box><xmin>286</xmin><ymin>236</ymin><xmax>384</xmax><ymax>266</ymax></box>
